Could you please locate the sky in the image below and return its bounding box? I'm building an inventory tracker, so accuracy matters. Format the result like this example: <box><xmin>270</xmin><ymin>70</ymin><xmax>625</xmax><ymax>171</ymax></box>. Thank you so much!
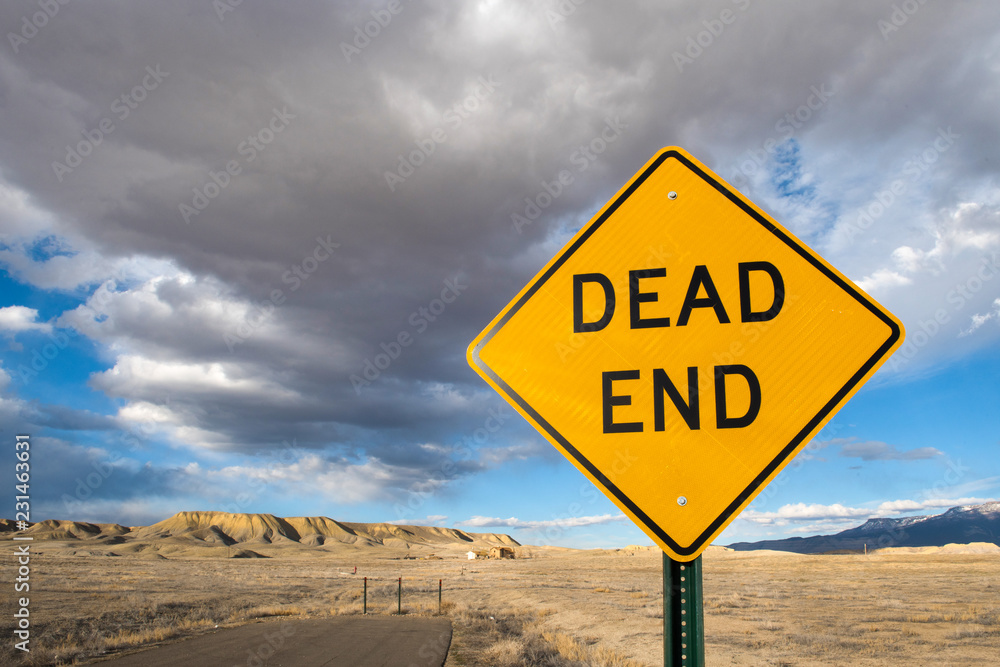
<box><xmin>1</xmin><ymin>0</ymin><xmax>998</xmax><ymax>549</ymax></box>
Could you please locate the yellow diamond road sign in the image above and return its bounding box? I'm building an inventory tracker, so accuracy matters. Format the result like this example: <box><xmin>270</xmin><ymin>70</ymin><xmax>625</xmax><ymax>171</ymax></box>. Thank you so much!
<box><xmin>468</xmin><ymin>147</ymin><xmax>905</xmax><ymax>561</ymax></box>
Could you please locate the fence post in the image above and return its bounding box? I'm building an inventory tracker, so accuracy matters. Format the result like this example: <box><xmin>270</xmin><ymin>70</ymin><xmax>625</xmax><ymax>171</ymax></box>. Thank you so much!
<box><xmin>397</xmin><ymin>577</ymin><xmax>402</xmax><ymax>615</ymax></box>
<box><xmin>439</xmin><ymin>579</ymin><xmax>442</xmax><ymax>614</ymax></box>
<box><xmin>363</xmin><ymin>576</ymin><xmax>367</xmax><ymax>615</ymax></box>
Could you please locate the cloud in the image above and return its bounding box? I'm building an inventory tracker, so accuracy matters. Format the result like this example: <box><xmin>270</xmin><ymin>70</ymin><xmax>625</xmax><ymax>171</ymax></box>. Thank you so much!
<box><xmin>920</xmin><ymin>476</ymin><xmax>1000</xmax><ymax>500</ymax></box>
<box><xmin>26</xmin><ymin>435</ymin><xmax>485</xmax><ymax>519</ymax></box>
<box><xmin>740</xmin><ymin>502</ymin><xmax>874</xmax><ymax>525</ymax></box>
<box><xmin>0</xmin><ymin>385</ymin><xmax>114</xmax><ymax>435</ymax></box>
<box><xmin>855</xmin><ymin>268</ymin><xmax>911</xmax><ymax>293</ymax></box>
<box><xmin>0</xmin><ymin>306</ymin><xmax>51</xmax><ymax>333</ymax></box>
<box><xmin>741</xmin><ymin>495</ymin><xmax>1000</xmax><ymax>528</ymax></box>
<box><xmin>457</xmin><ymin>514</ymin><xmax>628</xmax><ymax>530</ymax></box>
<box><xmin>1</xmin><ymin>1</ymin><xmax>1000</xmax><ymax>519</ymax></box>
<box><xmin>58</xmin><ymin>267</ymin><xmax>482</xmax><ymax>456</ymax></box>
<box><xmin>387</xmin><ymin>515</ymin><xmax>448</xmax><ymax>526</ymax></box>
<box><xmin>837</xmin><ymin>440</ymin><xmax>942</xmax><ymax>461</ymax></box>
<box><xmin>27</xmin><ymin>437</ymin><xmax>183</xmax><ymax>520</ymax></box>
<box><xmin>959</xmin><ymin>297</ymin><xmax>1000</xmax><ymax>336</ymax></box>
<box><xmin>205</xmin><ymin>454</ymin><xmax>430</xmax><ymax>505</ymax></box>
<box><xmin>811</xmin><ymin>437</ymin><xmax>942</xmax><ymax>461</ymax></box>
<box><xmin>875</xmin><ymin>496</ymin><xmax>997</xmax><ymax>513</ymax></box>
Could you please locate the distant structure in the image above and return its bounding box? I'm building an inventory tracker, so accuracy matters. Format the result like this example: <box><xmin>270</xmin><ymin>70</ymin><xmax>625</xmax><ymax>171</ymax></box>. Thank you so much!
<box><xmin>468</xmin><ymin>548</ymin><xmax>513</xmax><ymax>560</ymax></box>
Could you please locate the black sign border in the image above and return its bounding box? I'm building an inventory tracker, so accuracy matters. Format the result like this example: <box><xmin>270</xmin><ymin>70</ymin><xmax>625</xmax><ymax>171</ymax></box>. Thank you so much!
<box><xmin>471</xmin><ymin>149</ymin><xmax>902</xmax><ymax>557</ymax></box>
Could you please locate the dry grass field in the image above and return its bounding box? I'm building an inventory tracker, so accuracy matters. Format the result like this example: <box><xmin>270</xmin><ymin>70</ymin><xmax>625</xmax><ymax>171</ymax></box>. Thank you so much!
<box><xmin>1</xmin><ymin>543</ymin><xmax>999</xmax><ymax>666</ymax></box>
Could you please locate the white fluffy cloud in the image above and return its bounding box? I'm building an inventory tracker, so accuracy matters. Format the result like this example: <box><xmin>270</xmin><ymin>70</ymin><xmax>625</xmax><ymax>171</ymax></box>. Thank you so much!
<box><xmin>96</xmin><ymin>355</ymin><xmax>301</xmax><ymax>404</ymax></box>
<box><xmin>960</xmin><ymin>297</ymin><xmax>1000</xmax><ymax>336</ymax></box>
<box><xmin>740</xmin><ymin>502</ymin><xmax>874</xmax><ymax>525</ymax></box>
<box><xmin>741</xmin><ymin>496</ymin><xmax>998</xmax><ymax>529</ymax></box>
<box><xmin>0</xmin><ymin>306</ymin><xmax>51</xmax><ymax>333</ymax></box>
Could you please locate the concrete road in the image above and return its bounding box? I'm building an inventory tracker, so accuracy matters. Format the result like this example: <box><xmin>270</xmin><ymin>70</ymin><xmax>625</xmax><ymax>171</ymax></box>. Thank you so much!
<box><xmin>92</xmin><ymin>616</ymin><xmax>452</xmax><ymax>667</ymax></box>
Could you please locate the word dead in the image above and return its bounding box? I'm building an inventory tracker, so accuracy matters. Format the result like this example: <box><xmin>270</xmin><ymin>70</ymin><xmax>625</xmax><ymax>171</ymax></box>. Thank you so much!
<box><xmin>573</xmin><ymin>261</ymin><xmax>784</xmax><ymax>434</ymax></box>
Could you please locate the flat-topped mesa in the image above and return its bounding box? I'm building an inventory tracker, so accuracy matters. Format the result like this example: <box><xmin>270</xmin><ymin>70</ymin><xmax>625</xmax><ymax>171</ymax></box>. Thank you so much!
<box><xmin>118</xmin><ymin>511</ymin><xmax>520</xmax><ymax>548</ymax></box>
<box><xmin>131</xmin><ymin>511</ymin><xmax>301</xmax><ymax>544</ymax></box>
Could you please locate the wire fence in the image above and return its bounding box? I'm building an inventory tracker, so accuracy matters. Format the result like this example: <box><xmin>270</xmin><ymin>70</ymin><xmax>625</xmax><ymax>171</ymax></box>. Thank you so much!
<box><xmin>362</xmin><ymin>577</ymin><xmax>444</xmax><ymax>615</ymax></box>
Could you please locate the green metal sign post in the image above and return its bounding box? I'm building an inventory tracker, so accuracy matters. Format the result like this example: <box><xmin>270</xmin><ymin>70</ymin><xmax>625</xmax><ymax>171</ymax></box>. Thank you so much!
<box><xmin>663</xmin><ymin>553</ymin><xmax>705</xmax><ymax>666</ymax></box>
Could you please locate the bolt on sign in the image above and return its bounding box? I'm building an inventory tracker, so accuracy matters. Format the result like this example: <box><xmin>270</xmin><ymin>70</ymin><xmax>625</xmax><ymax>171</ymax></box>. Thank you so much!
<box><xmin>468</xmin><ymin>147</ymin><xmax>904</xmax><ymax>561</ymax></box>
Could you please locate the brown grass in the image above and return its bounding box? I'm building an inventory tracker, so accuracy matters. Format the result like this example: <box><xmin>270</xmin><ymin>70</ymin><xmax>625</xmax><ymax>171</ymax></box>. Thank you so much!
<box><xmin>0</xmin><ymin>548</ymin><xmax>998</xmax><ymax>666</ymax></box>
<box><xmin>446</xmin><ymin>605</ymin><xmax>642</xmax><ymax>667</ymax></box>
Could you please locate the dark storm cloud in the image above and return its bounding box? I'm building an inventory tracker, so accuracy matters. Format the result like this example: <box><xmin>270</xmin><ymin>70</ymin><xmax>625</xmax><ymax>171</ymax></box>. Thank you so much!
<box><xmin>24</xmin><ymin>437</ymin><xmax>179</xmax><ymax>516</ymax></box>
<box><xmin>2</xmin><ymin>0</ymin><xmax>999</xmax><ymax>496</ymax></box>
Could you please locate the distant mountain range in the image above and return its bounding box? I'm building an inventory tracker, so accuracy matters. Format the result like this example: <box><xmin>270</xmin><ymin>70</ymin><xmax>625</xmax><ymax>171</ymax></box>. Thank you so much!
<box><xmin>0</xmin><ymin>511</ymin><xmax>519</xmax><ymax>558</ymax></box>
<box><xmin>728</xmin><ymin>501</ymin><xmax>1000</xmax><ymax>554</ymax></box>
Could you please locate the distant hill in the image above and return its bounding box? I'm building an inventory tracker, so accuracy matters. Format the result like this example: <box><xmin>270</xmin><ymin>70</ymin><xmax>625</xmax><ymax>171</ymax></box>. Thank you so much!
<box><xmin>1</xmin><ymin>511</ymin><xmax>519</xmax><ymax>559</ymax></box>
<box><xmin>728</xmin><ymin>501</ymin><xmax>1000</xmax><ymax>554</ymax></box>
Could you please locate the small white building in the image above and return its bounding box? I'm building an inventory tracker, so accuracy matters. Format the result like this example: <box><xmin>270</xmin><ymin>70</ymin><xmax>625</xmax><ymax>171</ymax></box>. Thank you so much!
<box><xmin>466</xmin><ymin>551</ymin><xmax>476</xmax><ymax>560</ymax></box>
